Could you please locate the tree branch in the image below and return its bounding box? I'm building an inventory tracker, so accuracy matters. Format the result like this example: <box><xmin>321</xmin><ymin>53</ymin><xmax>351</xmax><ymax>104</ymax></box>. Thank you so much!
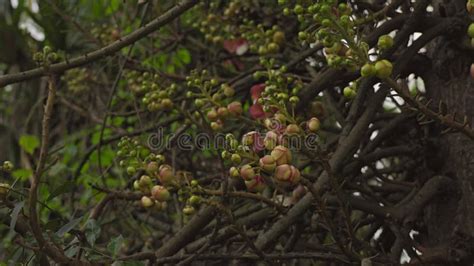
<box><xmin>0</xmin><ymin>0</ymin><xmax>198</xmax><ymax>88</ymax></box>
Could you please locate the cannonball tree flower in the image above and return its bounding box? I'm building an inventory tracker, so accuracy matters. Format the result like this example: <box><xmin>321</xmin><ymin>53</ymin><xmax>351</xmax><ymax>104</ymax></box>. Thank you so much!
<box><xmin>223</xmin><ymin>38</ymin><xmax>249</xmax><ymax>55</ymax></box>
<box><xmin>249</xmin><ymin>83</ymin><xmax>273</xmax><ymax>120</ymax></box>
<box><xmin>250</xmin><ymin>84</ymin><xmax>265</xmax><ymax>104</ymax></box>
<box><xmin>249</xmin><ymin>104</ymin><xmax>268</xmax><ymax>120</ymax></box>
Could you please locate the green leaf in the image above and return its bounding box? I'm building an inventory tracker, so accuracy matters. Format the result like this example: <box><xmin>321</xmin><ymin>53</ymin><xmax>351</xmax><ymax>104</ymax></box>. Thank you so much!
<box><xmin>84</xmin><ymin>219</ymin><xmax>101</xmax><ymax>246</ymax></box>
<box><xmin>19</xmin><ymin>134</ymin><xmax>40</xmax><ymax>154</ymax></box>
<box><xmin>12</xmin><ymin>168</ymin><xmax>33</xmax><ymax>181</ymax></box>
<box><xmin>9</xmin><ymin>201</ymin><xmax>25</xmax><ymax>235</ymax></box>
<box><xmin>176</xmin><ymin>48</ymin><xmax>191</xmax><ymax>64</ymax></box>
<box><xmin>107</xmin><ymin>235</ymin><xmax>123</xmax><ymax>259</ymax></box>
<box><xmin>65</xmin><ymin>246</ymin><xmax>80</xmax><ymax>258</ymax></box>
<box><xmin>56</xmin><ymin>217</ymin><xmax>82</xmax><ymax>237</ymax></box>
<box><xmin>105</xmin><ymin>0</ymin><xmax>121</xmax><ymax>15</ymax></box>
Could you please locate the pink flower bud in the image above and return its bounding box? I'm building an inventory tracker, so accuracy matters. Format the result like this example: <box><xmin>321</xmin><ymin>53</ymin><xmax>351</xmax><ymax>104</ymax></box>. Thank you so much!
<box><xmin>471</xmin><ymin>64</ymin><xmax>474</xmax><ymax>80</ymax></box>
<box><xmin>271</xmin><ymin>145</ymin><xmax>292</xmax><ymax>165</ymax></box>
<box><xmin>240</xmin><ymin>164</ymin><xmax>256</xmax><ymax>180</ymax></box>
<box><xmin>245</xmin><ymin>175</ymin><xmax>266</xmax><ymax>192</ymax></box>
<box><xmin>264</xmin><ymin>131</ymin><xmax>278</xmax><ymax>150</ymax></box>
<box><xmin>227</xmin><ymin>101</ymin><xmax>243</xmax><ymax>116</ymax></box>
<box><xmin>217</xmin><ymin>107</ymin><xmax>229</xmax><ymax>118</ymax></box>
<box><xmin>307</xmin><ymin>117</ymin><xmax>321</xmax><ymax>132</ymax></box>
<box><xmin>291</xmin><ymin>184</ymin><xmax>307</xmax><ymax>202</ymax></box>
<box><xmin>274</xmin><ymin>164</ymin><xmax>292</xmax><ymax>181</ymax></box>
<box><xmin>139</xmin><ymin>175</ymin><xmax>152</xmax><ymax>187</ymax></box>
<box><xmin>146</xmin><ymin>162</ymin><xmax>159</xmax><ymax>176</ymax></box>
<box><xmin>151</xmin><ymin>185</ymin><xmax>171</xmax><ymax>202</ymax></box>
<box><xmin>207</xmin><ymin>109</ymin><xmax>218</xmax><ymax>121</ymax></box>
<box><xmin>274</xmin><ymin>164</ymin><xmax>301</xmax><ymax>184</ymax></box>
<box><xmin>159</xmin><ymin>164</ymin><xmax>174</xmax><ymax>185</ymax></box>
<box><xmin>290</xmin><ymin>167</ymin><xmax>301</xmax><ymax>184</ymax></box>
<box><xmin>259</xmin><ymin>155</ymin><xmax>276</xmax><ymax>172</ymax></box>
<box><xmin>285</xmin><ymin>124</ymin><xmax>301</xmax><ymax>135</ymax></box>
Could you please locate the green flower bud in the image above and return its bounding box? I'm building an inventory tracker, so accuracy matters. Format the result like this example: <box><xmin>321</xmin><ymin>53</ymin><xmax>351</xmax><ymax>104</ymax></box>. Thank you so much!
<box><xmin>229</xmin><ymin>166</ymin><xmax>240</xmax><ymax>178</ymax></box>
<box><xmin>377</xmin><ymin>35</ymin><xmax>394</xmax><ymax>50</ymax></box>
<box><xmin>294</xmin><ymin>4</ymin><xmax>304</xmax><ymax>14</ymax></box>
<box><xmin>222</xmin><ymin>84</ymin><xmax>235</xmax><ymax>97</ymax></box>
<box><xmin>189</xmin><ymin>195</ymin><xmax>201</xmax><ymax>206</ymax></box>
<box><xmin>141</xmin><ymin>196</ymin><xmax>154</xmax><ymax>208</ymax></box>
<box><xmin>343</xmin><ymin>86</ymin><xmax>356</xmax><ymax>99</ymax></box>
<box><xmin>307</xmin><ymin>117</ymin><xmax>321</xmax><ymax>132</ymax></box>
<box><xmin>374</xmin><ymin>59</ymin><xmax>393</xmax><ymax>79</ymax></box>
<box><xmin>231</xmin><ymin>153</ymin><xmax>242</xmax><ymax>164</ymax></box>
<box><xmin>468</xmin><ymin>23</ymin><xmax>474</xmax><ymax>38</ymax></box>
<box><xmin>183</xmin><ymin>205</ymin><xmax>195</xmax><ymax>215</ymax></box>
<box><xmin>0</xmin><ymin>183</ymin><xmax>11</xmax><ymax>197</ymax></box>
<box><xmin>221</xmin><ymin>150</ymin><xmax>231</xmax><ymax>160</ymax></box>
<box><xmin>360</xmin><ymin>63</ymin><xmax>376</xmax><ymax>77</ymax></box>
<box><xmin>127</xmin><ymin>166</ymin><xmax>137</xmax><ymax>175</ymax></box>
<box><xmin>2</xmin><ymin>161</ymin><xmax>14</xmax><ymax>172</ymax></box>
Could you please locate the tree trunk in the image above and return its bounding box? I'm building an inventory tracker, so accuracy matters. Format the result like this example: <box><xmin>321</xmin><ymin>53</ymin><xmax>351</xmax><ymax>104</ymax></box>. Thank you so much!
<box><xmin>420</xmin><ymin>1</ymin><xmax>474</xmax><ymax>262</ymax></box>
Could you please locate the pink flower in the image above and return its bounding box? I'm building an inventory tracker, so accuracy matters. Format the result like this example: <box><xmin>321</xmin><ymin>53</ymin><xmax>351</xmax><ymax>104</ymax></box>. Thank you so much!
<box><xmin>250</xmin><ymin>84</ymin><xmax>265</xmax><ymax>104</ymax></box>
<box><xmin>223</xmin><ymin>38</ymin><xmax>249</xmax><ymax>55</ymax></box>
<box><xmin>249</xmin><ymin>104</ymin><xmax>267</xmax><ymax>119</ymax></box>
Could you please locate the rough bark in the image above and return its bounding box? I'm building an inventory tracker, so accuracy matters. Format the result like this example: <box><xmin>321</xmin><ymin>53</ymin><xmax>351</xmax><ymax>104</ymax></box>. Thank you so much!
<box><xmin>419</xmin><ymin>1</ymin><xmax>474</xmax><ymax>263</ymax></box>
